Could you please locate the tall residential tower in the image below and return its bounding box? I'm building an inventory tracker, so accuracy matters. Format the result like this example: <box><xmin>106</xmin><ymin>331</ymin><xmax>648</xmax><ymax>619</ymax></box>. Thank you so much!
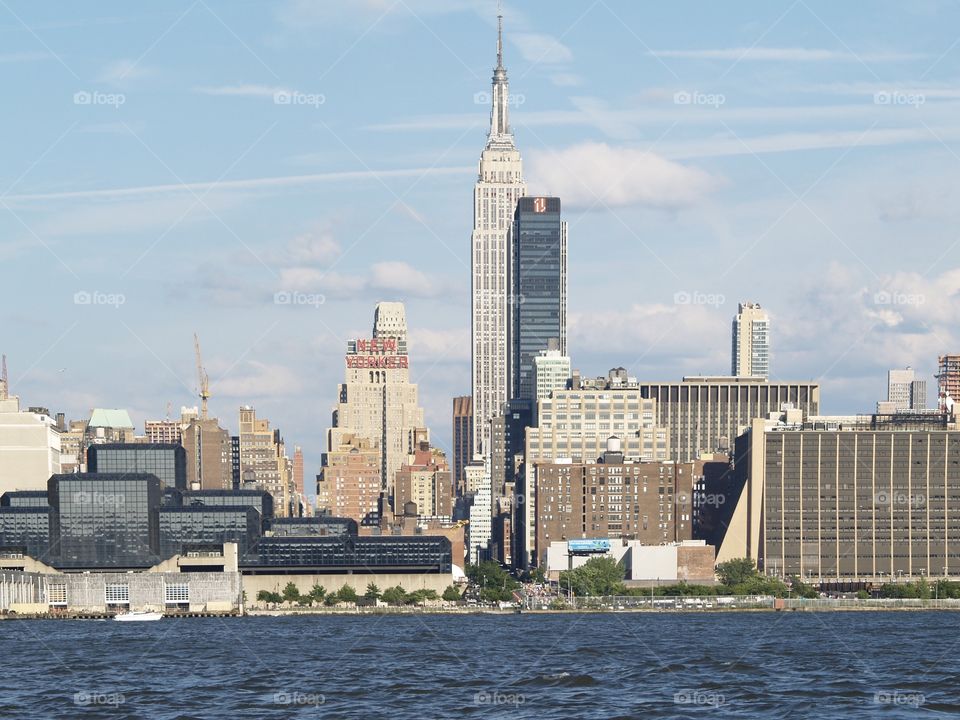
<box><xmin>731</xmin><ymin>302</ymin><xmax>770</xmax><ymax>378</ymax></box>
<box><xmin>471</xmin><ymin>15</ymin><xmax>526</xmax><ymax>454</ymax></box>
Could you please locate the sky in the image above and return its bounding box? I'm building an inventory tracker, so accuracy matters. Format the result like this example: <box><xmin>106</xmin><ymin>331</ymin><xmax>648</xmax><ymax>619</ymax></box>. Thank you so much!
<box><xmin>4</xmin><ymin>0</ymin><xmax>960</xmax><ymax>492</ymax></box>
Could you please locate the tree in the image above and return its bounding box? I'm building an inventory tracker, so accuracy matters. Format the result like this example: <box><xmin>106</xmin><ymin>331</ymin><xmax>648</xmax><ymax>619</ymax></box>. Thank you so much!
<box><xmin>364</xmin><ymin>583</ymin><xmax>381</xmax><ymax>601</ymax></box>
<box><xmin>281</xmin><ymin>582</ymin><xmax>301</xmax><ymax>604</ymax></box>
<box><xmin>337</xmin><ymin>584</ymin><xmax>358</xmax><ymax>604</ymax></box>
<box><xmin>466</xmin><ymin>561</ymin><xmax>520</xmax><ymax>600</ymax></box>
<box><xmin>442</xmin><ymin>585</ymin><xmax>462</xmax><ymax>602</ymax></box>
<box><xmin>307</xmin><ymin>584</ymin><xmax>327</xmax><ymax>605</ymax></box>
<box><xmin>557</xmin><ymin>556</ymin><xmax>626</xmax><ymax>597</ymax></box>
<box><xmin>716</xmin><ymin>558</ymin><xmax>757</xmax><ymax>587</ymax></box>
<box><xmin>256</xmin><ymin>590</ymin><xmax>282</xmax><ymax>604</ymax></box>
<box><xmin>382</xmin><ymin>585</ymin><xmax>407</xmax><ymax>605</ymax></box>
<box><xmin>788</xmin><ymin>576</ymin><xmax>819</xmax><ymax>599</ymax></box>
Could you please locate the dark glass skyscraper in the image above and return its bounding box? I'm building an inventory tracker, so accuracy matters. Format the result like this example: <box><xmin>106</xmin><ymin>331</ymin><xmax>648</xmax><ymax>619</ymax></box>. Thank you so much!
<box><xmin>87</xmin><ymin>443</ymin><xmax>187</xmax><ymax>490</ymax></box>
<box><xmin>508</xmin><ymin>196</ymin><xmax>567</xmax><ymax>403</ymax></box>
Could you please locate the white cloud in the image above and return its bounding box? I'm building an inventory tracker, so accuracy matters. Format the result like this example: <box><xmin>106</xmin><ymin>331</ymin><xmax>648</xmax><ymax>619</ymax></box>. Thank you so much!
<box><xmin>511</xmin><ymin>33</ymin><xmax>573</xmax><ymax>64</ymax></box>
<box><xmin>283</xmin><ymin>229</ymin><xmax>341</xmax><ymax>265</ymax></box>
<box><xmin>409</xmin><ymin>327</ymin><xmax>471</xmax><ymax>362</ymax></box>
<box><xmin>216</xmin><ymin>361</ymin><xmax>303</xmax><ymax>398</ymax></box>
<box><xmin>550</xmin><ymin>73</ymin><xmax>582</xmax><ymax>87</ymax></box>
<box><xmin>369</xmin><ymin>261</ymin><xmax>437</xmax><ymax>296</ymax></box>
<box><xmin>527</xmin><ymin>141</ymin><xmax>719</xmax><ymax>210</ymax></box>
<box><xmin>648</xmin><ymin>47</ymin><xmax>927</xmax><ymax>62</ymax></box>
<box><xmin>0</xmin><ymin>51</ymin><xmax>50</xmax><ymax>63</ymax></box>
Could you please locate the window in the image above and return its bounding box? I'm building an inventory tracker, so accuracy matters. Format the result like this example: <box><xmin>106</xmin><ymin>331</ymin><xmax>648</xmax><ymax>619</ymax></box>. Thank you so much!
<box><xmin>165</xmin><ymin>583</ymin><xmax>190</xmax><ymax>604</ymax></box>
<box><xmin>105</xmin><ymin>584</ymin><xmax>130</xmax><ymax>604</ymax></box>
<box><xmin>47</xmin><ymin>583</ymin><xmax>67</xmax><ymax>606</ymax></box>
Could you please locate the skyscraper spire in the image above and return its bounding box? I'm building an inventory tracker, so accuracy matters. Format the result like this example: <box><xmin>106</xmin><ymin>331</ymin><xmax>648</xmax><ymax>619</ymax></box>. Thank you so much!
<box><xmin>496</xmin><ymin>12</ymin><xmax>503</xmax><ymax>70</ymax></box>
<box><xmin>488</xmin><ymin>9</ymin><xmax>511</xmax><ymax>143</ymax></box>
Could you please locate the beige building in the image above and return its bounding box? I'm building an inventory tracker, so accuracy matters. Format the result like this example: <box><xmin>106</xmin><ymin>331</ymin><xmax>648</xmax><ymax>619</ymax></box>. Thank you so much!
<box><xmin>239</xmin><ymin>405</ymin><xmax>292</xmax><ymax>517</ymax></box>
<box><xmin>731</xmin><ymin>301</ymin><xmax>770</xmax><ymax>378</ymax></box>
<box><xmin>326</xmin><ymin>302</ymin><xmax>426</xmax><ymax>503</ymax></box>
<box><xmin>182</xmin><ymin>416</ymin><xmax>232</xmax><ymax>492</ymax></box>
<box><xmin>317</xmin><ymin>434</ymin><xmax>382</xmax><ymax>525</ymax></box>
<box><xmin>394</xmin><ymin>443</ymin><xmax>453</xmax><ymax>518</ymax></box>
<box><xmin>0</xmin><ymin>395</ymin><xmax>61</xmax><ymax>493</ymax></box>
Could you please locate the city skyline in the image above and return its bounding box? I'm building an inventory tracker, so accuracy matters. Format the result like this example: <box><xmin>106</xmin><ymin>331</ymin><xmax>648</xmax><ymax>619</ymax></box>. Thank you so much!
<box><xmin>4</xmin><ymin>1</ymin><xmax>960</xmax><ymax>485</ymax></box>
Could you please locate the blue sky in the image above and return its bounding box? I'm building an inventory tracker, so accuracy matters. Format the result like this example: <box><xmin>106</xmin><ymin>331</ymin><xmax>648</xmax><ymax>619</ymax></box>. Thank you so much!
<box><xmin>4</xmin><ymin>0</ymin><xmax>960</xmax><ymax>487</ymax></box>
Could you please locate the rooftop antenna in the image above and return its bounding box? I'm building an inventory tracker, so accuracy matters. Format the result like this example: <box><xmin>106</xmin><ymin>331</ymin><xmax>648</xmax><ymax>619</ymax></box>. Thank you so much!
<box><xmin>0</xmin><ymin>354</ymin><xmax>7</xmax><ymax>400</ymax></box>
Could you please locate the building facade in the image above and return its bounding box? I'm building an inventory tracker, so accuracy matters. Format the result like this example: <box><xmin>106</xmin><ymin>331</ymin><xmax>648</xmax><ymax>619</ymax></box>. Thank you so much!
<box><xmin>0</xmin><ymin>396</ymin><xmax>61</xmax><ymax>494</ymax></box>
<box><xmin>452</xmin><ymin>396</ymin><xmax>474</xmax><ymax>497</ymax></box>
<box><xmin>717</xmin><ymin>418</ymin><xmax>960</xmax><ymax>582</ymax></box>
<box><xmin>471</xmin><ymin>16</ymin><xmax>527</xmax><ymax>454</ymax></box>
<box><xmin>507</xmin><ymin>196</ymin><xmax>567</xmax><ymax>403</ymax></box>
<box><xmin>327</xmin><ymin>302</ymin><xmax>425</xmax><ymax>503</ymax></box>
<box><xmin>87</xmin><ymin>443</ymin><xmax>187</xmax><ymax>490</ymax></box>
<box><xmin>181</xmin><ymin>417</ymin><xmax>233</xmax><ymax>491</ymax></box>
<box><xmin>394</xmin><ymin>444</ymin><xmax>453</xmax><ymax>518</ymax></box>
<box><xmin>531</xmin><ymin>440</ymin><xmax>697</xmax><ymax>568</ymax></box>
<box><xmin>882</xmin><ymin>367</ymin><xmax>927</xmax><ymax>412</ymax></box>
<box><xmin>533</xmin><ymin>345</ymin><xmax>571</xmax><ymax>402</ymax></box>
<box><xmin>238</xmin><ymin>406</ymin><xmax>291</xmax><ymax>516</ymax></box>
<box><xmin>316</xmin><ymin>434</ymin><xmax>382</xmax><ymax>526</ymax></box>
<box><xmin>936</xmin><ymin>355</ymin><xmax>960</xmax><ymax>412</ymax></box>
<box><xmin>731</xmin><ymin>302</ymin><xmax>770</xmax><ymax>378</ymax></box>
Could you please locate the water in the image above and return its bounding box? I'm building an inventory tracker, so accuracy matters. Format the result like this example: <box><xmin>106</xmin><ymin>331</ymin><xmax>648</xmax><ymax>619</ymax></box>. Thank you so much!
<box><xmin>2</xmin><ymin>612</ymin><xmax>959</xmax><ymax>718</ymax></box>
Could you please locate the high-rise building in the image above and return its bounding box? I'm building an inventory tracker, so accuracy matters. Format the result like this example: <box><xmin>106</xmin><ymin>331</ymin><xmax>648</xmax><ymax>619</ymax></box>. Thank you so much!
<box><xmin>144</xmin><ymin>419</ymin><xmax>181</xmax><ymax>445</ymax></box>
<box><xmin>326</xmin><ymin>302</ymin><xmax>425</xmax><ymax>503</ymax></box>
<box><xmin>87</xmin><ymin>443</ymin><xmax>187</xmax><ymax>490</ymax></box>
<box><xmin>0</xmin><ymin>390</ymin><xmax>61</xmax><ymax>494</ymax></box>
<box><xmin>316</xmin><ymin>434</ymin><xmax>382</xmax><ymax>526</ymax></box>
<box><xmin>533</xmin><ymin>344</ymin><xmax>571</xmax><ymax>402</ymax></box>
<box><xmin>731</xmin><ymin>302</ymin><xmax>770</xmax><ymax>378</ymax></box>
<box><xmin>181</xmin><ymin>415</ymin><xmax>233</xmax><ymax>492</ymax></box>
<box><xmin>880</xmin><ymin>367</ymin><xmax>927</xmax><ymax>413</ymax></box>
<box><xmin>937</xmin><ymin>355</ymin><xmax>960</xmax><ymax>412</ymax></box>
<box><xmin>293</xmin><ymin>446</ymin><xmax>304</xmax><ymax>497</ymax></box>
<box><xmin>717</xmin><ymin>417</ymin><xmax>960</xmax><ymax>582</ymax></box>
<box><xmin>508</xmin><ymin>196</ymin><xmax>567</xmax><ymax>403</ymax></box>
<box><xmin>471</xmin><ymin>15</ymin><xmax>527</xmax><ymax>454</ymax></box>
<box><xmin>394</xmin><ymin>442</ymin><xmax>453</xmax><ymax>518</ymax></box>
<box><xmin>533</xmin><ymin>438</ymin><xmax>698</xmax><ymax>567</ymax></box>
<box><xmin>452</xmin><ymin>396</ymin><xmax>474</xmax><ymax>496</ymax></box>
<box><xmin>238</xmin><ymin>406</ymin><xmax>291</xmax><ymax>517</ymax></box>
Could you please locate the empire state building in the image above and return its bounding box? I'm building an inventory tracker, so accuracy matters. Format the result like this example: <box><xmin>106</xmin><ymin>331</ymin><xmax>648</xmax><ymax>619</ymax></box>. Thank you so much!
<box><xmin>471</xmin><ymin>15</ymin><xmax>526</xmax><ymax>454</ymax></box>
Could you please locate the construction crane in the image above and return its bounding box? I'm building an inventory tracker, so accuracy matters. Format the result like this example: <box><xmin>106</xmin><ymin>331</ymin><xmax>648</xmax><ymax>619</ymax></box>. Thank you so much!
<box><xmin>193</xmin><ymin>333</ymin><xmax>211</xmax><ymax>420</ymax></box>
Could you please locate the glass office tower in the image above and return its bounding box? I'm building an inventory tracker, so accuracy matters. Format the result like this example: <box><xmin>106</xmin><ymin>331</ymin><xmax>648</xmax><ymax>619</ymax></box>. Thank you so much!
<box><xmin>87</xmin><ymin>443</ymin><xmax>187</xmax><ymax>490</ymax></box>
<box><xmin>508</xmin><ymin>196</ymin><xmax>566</xmax><ymax>403</ymax></box>
<box><xmin>48</xmin><ymin>473</ymin><xmax>162</xmax><ymax>568</ymax></box>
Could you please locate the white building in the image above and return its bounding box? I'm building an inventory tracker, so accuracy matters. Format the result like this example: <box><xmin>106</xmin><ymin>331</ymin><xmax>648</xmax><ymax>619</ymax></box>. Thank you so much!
<box><xmin>471</xmin><ymin>15</ymin><xmax>527</xmax><ymax>455</ymax></box>
<box><xmin>533</xmin><ymin>347</ymin><xmax>571</xmax><ymax>402</ymax></box>
<box><xmin>731</xmin><ymin>302</ymin><xmax>770</xmax><ymax>378</ymax></box>
<box><xmin>0</xmin><ymin>395</ymin><xmax>61</xmax><ymax>493</ymax></box>
<box><xmin>327</xmin><ymin>302</ymin><xmax>426</xmax><ymax>501</ymax></box>
<box><xmin>881</xmin><ymin>367</ymin><xmax>927</xmax><ymax>412</ymax></box>
<box><xmin>467</xmin><ymin>462</ymin><xmax>493</xmax><ymax>565</ymax></box>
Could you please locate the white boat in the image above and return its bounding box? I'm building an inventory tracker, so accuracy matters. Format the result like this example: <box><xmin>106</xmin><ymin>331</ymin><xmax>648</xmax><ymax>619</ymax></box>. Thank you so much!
<box><xmin>114</xmin><ymin>611</ymin><xmax>163</xmax><ymax>622</ymax></box>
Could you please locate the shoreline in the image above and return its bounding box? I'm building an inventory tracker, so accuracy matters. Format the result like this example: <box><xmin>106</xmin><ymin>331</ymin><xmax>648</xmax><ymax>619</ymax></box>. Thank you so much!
<box><xmin>5</xmin><ymin>602</ymin><xmax>960</xmax><ymax>619</ymax></box>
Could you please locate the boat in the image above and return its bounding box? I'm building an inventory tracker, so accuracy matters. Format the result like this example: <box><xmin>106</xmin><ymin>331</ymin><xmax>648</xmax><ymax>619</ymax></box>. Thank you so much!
<box><xmin>113</xmin><ymin>611</ymin><xmax>163</xmax><ymax>622</ymax></box>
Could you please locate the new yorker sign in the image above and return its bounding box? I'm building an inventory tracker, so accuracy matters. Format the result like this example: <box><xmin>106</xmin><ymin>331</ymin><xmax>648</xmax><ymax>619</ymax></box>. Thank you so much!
<box><xmin>346</xmin><ymin>338</ymin><xmax>408</xmax><ymax>368</ymax></box>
